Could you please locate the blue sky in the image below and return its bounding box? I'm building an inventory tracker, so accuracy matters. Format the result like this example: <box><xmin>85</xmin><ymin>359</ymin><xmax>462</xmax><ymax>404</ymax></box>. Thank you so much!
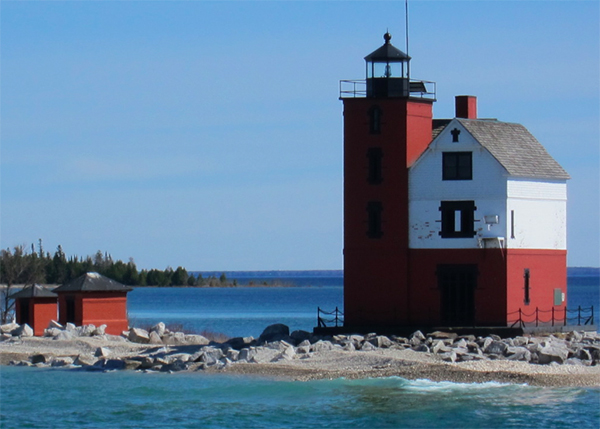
<box><xmin>1</xmin><ymin>1</ymin><xmax>598</xmax><ymax>270</ymax></box>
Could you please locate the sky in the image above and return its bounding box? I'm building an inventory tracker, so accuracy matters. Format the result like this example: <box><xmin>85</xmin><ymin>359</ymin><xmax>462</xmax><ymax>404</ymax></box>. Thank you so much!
<box><xmin>1</xmin><ymin>1</ymin><xmax>598</xmax><ymax>271</ymax></box>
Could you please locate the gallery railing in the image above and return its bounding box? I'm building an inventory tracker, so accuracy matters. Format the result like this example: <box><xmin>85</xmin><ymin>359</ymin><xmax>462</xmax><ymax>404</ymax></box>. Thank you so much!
<box><xmin>317</xmin><ymin>307</ymin><xmax>344</xmax><ymax>328</ymax></box>
<box><xmin>508</xmin><ymin>306</ymin><xmax>594</xmax><ymax>329</ymax></box>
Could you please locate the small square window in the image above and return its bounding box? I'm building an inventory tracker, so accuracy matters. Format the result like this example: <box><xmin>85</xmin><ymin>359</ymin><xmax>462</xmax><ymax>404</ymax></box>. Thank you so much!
<box><xmin>439</xmin><ymin>201</ymin><xmax>476</xmax><ymax>238</ymax></box>
<box><xmin>443</xmin><ymin>152</ymin><xmax>472</xmax><ymax>180</ymax></box>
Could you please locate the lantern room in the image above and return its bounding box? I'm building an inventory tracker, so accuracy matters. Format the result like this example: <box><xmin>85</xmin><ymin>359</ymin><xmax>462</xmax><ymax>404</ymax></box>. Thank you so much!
<box><xmin>365</xmin><ymin>32</ymin><xmax>411</xmax><ymax>98</ymax></box>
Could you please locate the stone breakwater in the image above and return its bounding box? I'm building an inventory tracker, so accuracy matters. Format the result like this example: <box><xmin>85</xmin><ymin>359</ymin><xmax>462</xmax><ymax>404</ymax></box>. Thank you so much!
<box><xmin>1</xmin><ymin>321</ymin><xmax>599</xmax><ymax>385</ymax></box>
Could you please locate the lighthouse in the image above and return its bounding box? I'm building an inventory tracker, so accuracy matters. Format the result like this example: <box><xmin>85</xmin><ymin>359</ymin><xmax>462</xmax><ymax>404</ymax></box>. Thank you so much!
<box><xmin>340</xmin><ymin>33</ymin><xmax>569</xmax><ymax>333</ymax></box>
<box><xmin>341</xmin><ymin>32</ymin><xmax>436</xmax><ymax>330</ymax></box>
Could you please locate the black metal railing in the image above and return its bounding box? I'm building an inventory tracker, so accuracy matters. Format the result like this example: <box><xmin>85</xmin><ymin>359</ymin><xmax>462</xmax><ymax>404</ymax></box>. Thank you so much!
<box><xmin>339</xmin><ymin>79</ymin><xmax>436</xmax><ymax>99</ymax></box>
<box><xmin>508</xmin><ymin>306</ymin><xmax>594</xmax><ymax>329</ymax></box>
<box><xmin>317</xmin><ymin>307</ymin><xmax>344</xmax><ymax>328</ymax></box>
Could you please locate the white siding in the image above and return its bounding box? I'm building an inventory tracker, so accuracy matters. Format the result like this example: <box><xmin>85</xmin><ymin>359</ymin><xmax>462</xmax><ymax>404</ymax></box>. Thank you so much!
<box><xmin>409</xmin><ymin>120</ymin><xmax>508</xmax><ymax>249</ymax></box>
<box><xmin>507</xmin><ymin>180</ymin><xmax>567</xmax><ymax>249</ymax></box>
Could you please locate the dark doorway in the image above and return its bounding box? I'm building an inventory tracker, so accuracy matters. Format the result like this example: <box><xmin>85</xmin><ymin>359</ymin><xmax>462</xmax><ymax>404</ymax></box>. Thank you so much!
<box><xmin>19</xmin><ymin>299</ymin><xmax>30</xmax><ymax>325</ymax></box>
<box><xmin>437</xmin><ymin>265</ymin><xmax>477</xmax><ymax>325</ymax></box>
<box><xmin>65</xmin><ymin>296</ymin><xmax>76</xmax><ymax>324</ymax></box>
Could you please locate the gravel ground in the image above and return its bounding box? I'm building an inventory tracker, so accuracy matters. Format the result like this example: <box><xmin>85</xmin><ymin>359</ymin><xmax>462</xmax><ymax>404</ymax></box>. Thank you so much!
<box><xmin>2</xmin><ymin>337</ymin><xmax>598</xmax><ymax>387</ymax></box>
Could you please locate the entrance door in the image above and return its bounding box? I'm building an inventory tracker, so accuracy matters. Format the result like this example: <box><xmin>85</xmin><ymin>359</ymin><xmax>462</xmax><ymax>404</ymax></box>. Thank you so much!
<box><xmin>437</xmin><ymin>264</ymin><xmax>477</xmax><ymax>326</ymax></box>
<box><xmin>65</xmin><ymin>296</ymin><xmax>76</xmax><ymax>324</ymax></box>
<box><xmin>19</xmin><ymin>299</ymin><xmax>30</xmax><ymax>325</ymax></box>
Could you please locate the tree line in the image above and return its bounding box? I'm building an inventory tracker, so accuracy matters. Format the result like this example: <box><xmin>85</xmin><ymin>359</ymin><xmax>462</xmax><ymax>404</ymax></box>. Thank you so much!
<box><xmin>0</xmin><ymin>242</ymin><xmax>231</xmax><ymax>288</ymax></box>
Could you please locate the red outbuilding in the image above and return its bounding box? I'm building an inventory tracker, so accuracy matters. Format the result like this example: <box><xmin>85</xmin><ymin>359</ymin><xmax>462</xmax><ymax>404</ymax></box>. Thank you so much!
<box><xmin>340</xmin><ymin>33</ymin><xmax>569</xmax><ymax>333</ymax></box>
<box><xmin>9</xmin><ymin>284</ymin><xmax>58</xmax><ymax>336</ymax></box>
<box><xmin>53</xmin><ymin>272</ymin><xmax>132</xmax><ymax>335</ymax></box>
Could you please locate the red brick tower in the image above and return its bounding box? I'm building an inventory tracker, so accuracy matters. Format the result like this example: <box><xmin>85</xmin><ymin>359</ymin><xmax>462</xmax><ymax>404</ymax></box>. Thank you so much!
<box><xmin>341</xmin><ymin>33</ymin><xmax>435</xmax><ymax>330</ymax></box>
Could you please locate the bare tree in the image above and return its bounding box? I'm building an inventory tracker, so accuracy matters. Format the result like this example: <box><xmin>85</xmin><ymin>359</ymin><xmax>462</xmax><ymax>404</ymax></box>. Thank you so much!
<box><xmin>0</xmin><ymin>245</ymin><xmax>45</xmax><ymax>324</ymax></box>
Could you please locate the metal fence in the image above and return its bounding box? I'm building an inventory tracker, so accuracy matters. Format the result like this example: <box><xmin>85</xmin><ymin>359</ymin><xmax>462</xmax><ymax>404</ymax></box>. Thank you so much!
<box><xmin>317</xmin><ymin>307</ymin><xmax>344</xmax><ymax>328</ymax></box>
<box><xmin>509</xmin><ymin>306</ymin><xmax>594</xmax><ymax>329</ymax></box>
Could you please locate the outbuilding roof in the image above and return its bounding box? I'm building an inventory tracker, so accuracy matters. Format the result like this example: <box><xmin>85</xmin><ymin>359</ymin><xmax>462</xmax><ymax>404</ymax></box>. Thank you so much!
<box><xmin>9</xmin><ymin>284</ymin><xmax>57</xmax><ymax>299</ymax></box>
<box><xmin>53</xmin><ymin>272</ymin><xmax>133</xmax><ymax>293</ymax></box>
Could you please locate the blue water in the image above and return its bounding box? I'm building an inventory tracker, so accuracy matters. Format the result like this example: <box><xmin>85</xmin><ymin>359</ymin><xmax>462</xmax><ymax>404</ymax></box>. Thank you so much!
<box><xmin>1</xmin><ymin>367</ymin><xmax>598</xmax><ymax>429</ymax></box>
<box><xmin>127</xmin><ymin>274</ymin><xmax>599</xmax><ymax>338</ymax></box>
<box><xmin>1</xmin><ymin>274</ymin><xmax>598</xmax><ymax>428</ymax></box>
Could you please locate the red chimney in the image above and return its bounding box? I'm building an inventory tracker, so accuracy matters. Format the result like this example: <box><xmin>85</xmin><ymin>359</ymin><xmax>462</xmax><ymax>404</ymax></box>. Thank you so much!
<box><xmin>455</xmin><ymin>95</ymin><xmax>477</xmax><ymax>119</ymax></box>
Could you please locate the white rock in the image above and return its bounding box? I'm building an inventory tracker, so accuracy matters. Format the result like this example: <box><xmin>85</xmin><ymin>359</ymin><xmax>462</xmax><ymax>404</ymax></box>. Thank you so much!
<box><xmin>13</xmin><ymin>324</ymin><xmax>34</xmax><ymax>337</ymax></box>
<box><xmin>47</xmin><ymin>320</ymin><xmax>63</xmax><ymax>330</ymax></box>
<box><xmin>128</xmin><ymin>328</ymin><xmax>150</xmax><ymax>344</ymax></box>
<box><xmin>92</xmin><ymin>325</ymin><xmax>106</xmax><ymax>336</ymax></box>
<box><xmin>150</xmin><ymin>322</ymin><xmax>166</xmax><ymax>337</ymax></box>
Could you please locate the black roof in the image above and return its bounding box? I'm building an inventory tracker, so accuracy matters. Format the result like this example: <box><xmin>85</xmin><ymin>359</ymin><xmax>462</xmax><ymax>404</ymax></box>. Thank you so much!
<box><xmin>364</xmin><ymin>33</ymin><xmax>410</xmax><ymax>62</ymax></box>
<box><xmin>53</xmin><ymin>272</ymin><xmax>133</xmax><ymax>293</ymax></box>
<box><xmin>9</xmin><ymin>284</ymin><xmax>57</xmax><ymax>299</ymax></box>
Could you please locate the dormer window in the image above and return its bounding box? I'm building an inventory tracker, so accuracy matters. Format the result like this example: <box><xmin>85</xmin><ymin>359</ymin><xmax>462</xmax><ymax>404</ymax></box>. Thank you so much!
<box><xmin>443</xmin><ymin>152</ymin><xmax>472</xmax><ymax>180</ymax></box>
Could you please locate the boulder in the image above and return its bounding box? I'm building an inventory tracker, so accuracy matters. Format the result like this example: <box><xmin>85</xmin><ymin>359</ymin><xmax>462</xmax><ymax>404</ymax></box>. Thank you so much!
<box><xmin>13</xmin><ymin>324</ymin><xmax>34</xmax><ymax>337</ymax></box>
<box><xmin>0</xmin><ymin>323</ymin><xmax>19</xmax><ymax>334</ymax></box>
<box><xmin>30</xmin><ymin>354</ymin><xmax>49</xmax><ymax>364</ymax></box>
<box><xmin>538</xmin><ymin>344</ymin><xmax>569</xmax><ymax>365</ymax></box>
<box><xmin>74</xmin><ymin>354</ymin><xmax>96</xmax><ymax>366</ymax></box>
<box><xmin>484</xmin><ymin>340</ymin><xmax>508</xmax><ymax>356</ymax></box>
<box><xmin>44</xmin><ymin>328</ymin><xmax>62</xmax><ymax>338</ymax></box>
<box><xmin>51</xmin><ymin>357</ymin><xmax>74</xmax><ymax>367</ymax></box>
<box><xmin>150</xmin><ymin>322</ymin><xmax>166</xmax><ymax>337</ymax></box>
<box><xmin>226</xmin><ymin>349</ymin><xmax>240</xmax><ymax>361</ymax></box>
<box><xmin>65</xmin><ymin>323</ymin><xmax>76</xmax><ymax>332</ymax></box>
<box><xmin>427</xmin><ymin>331</ymin><xmax>458</xmax><ymax>340</ymax></box>
<box><xmin>47</xmin><ymin>320</ymin><xmax>63</xmax><ymax>330</ymax></box>
<box><xmin>272</xmin><ymin>345</ymin><xmax>296</xmax><ymax>362</ymax></box>
<box><xmin>92</xmin><ymin>325</ymin><xmax>106</xmax><ymax>336</ymax></box>
<box><xmin>227</xmin><ymin>336</ymin><xmax>255</xmax><ymax>350</ymax></box>
<box><xmin>98</xmin><ymin>359</ymin><xmax>127</xmax><ymax>371</ymax></box>
<box><xmin>311</xmin><ymin>340</ymin><xmax>334</xmax><ymax>353</ymax></box>
<box><xmin>413</xmin><ymin>344</ymin><xmax>430</xmax><ymax>353</ymax></box>
<box><xmin>184</xmin><ymin>334</ymin><xmax>210</xmax><ymax>345</ymax></box>
<box><xmin>148</xmin><ymin>331</ymin><xmax>163</xmax><ymax>344</ymax></box>
<box><xmin>506</xmin><ymin>346</ymin><xmax>531</xmax><ymax>362</ymax></box>
<box><xmin>162</xmin><ymin>332</ymin><xmax>186</xmax><ymax>345</ymax></box>
<box><xmin>259</xmin><ymin>324</ymin><xmax>290</xmax><ymax>343</ymax></box>
<box><xmin>54</xmin><ymin>330</ymin><xmax>74</xmax><ymax>341</ymax></box>
<box><xmin>95</xmin><ymin>347</ymin><xmax>111</xmax><ymax>358</ymax></box>
<box><xmin>238</xmin><ymin>348</ymin><xmax>255</xmax><ymax>362</ymax></box>
<box><xmin>290</xmin><ymin>330</ymin><xmax>312</xmax><ymax>343</ymax></box>
<box><xmin>128</xmin><ymin>328</ymin><xmax>150</xmax><ymax>344</ymax></box>
<box><xmin>372</xmin><ymin>335</ymin><xmax>393</xmax><ymax>348</ymax></box>
<box><xmin>360</xmin><ymin>341</ymin><xmax>377</xmax><ymax>351</ymax></box>
<box><xmin>410</xmin><ymin>330</ymin><xmax>426</xmax><ymax>341</ymax></box>
<box><xmin>75</xmin><ymin>325</ymin><xmax>96</xmax><ymax>337</ymax></box>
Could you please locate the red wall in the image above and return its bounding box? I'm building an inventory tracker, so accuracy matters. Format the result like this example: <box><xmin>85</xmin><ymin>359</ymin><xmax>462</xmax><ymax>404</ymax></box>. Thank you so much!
<box><xmin>57</xmin><ymin>292</ymin><xmax>129</xmax><ymax>335</ymax></box>
<box><xmin>343</xmin><ymin>97</ymin><xmax>433</xmax><ymax>327</ymax></box>
<box><xmin>505</xmin><ymin>249</ymin><xmax>567</xmax><ymax>325</ymax></box>
<box><xmin>15</xmin><ymin>298</ymin><xmax>58</xmax><ymax>336</ymax></box>
<box><xmin>408</xmin><ymin>249</ymin><xmax>508</xmax><ymax>326</ymax></box>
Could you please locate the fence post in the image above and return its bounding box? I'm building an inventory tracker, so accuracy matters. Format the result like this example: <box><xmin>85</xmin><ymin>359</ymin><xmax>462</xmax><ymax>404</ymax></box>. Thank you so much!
<box><xmin>578</xmin><ymin>305</ymin><xmax>581</xmax><ymax>326</ymax></box>
<box><xmin>536</xmin><ymin>307</ymin><xmax>539</xmax><ymax>327</ymax></box>
<box><xmin>564</xmin><ymin>306</ymin><xmax>567</xmax><ymax>326</ymax></box>
<box><xmin>334</xmin><ymin>307</ymin><xmax>339</xmax><ymax>327</ymax></box>
<box><xmin>518</xmin><ymin>308</ymin><xmax>522</xmax><ymax>328</ymax></box>
<box><xmin>552</xmin><ymin>307</ymin><xmax>555</xmax><ymax>327</ymax></box>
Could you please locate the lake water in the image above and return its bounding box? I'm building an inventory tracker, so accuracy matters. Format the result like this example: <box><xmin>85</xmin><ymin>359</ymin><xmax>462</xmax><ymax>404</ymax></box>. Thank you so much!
<box><xmin>1</xmin><ymin>367</ymin><xmax>598</xmax><ymax>429</ymax></box>
<box><xmin>1</xmin><ymin>273</ymin><xmax>598</xmax><ymax>428</ymax></box>
<box><xmin>127</xmin><ymin>273</ymin><xmax>599</xmax><ymax>338</ymax></box>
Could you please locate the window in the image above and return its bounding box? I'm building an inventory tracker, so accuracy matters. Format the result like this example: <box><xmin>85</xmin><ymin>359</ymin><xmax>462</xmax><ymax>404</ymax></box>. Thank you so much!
<box><xmin>367</xmin><ymin>201</ymin><xmax>383</xmax><ymax>238</ymax></box>
<box><xmin>523</xmin><ymin>269</ymin><xmax>530</xmax><ymax>305</ymax></box>
<box><xmin>443</xmin><ymin>152</ymin><xmax>472</xmax><ymax>180</ymax></box>
<box><xmin>367</xmin><ymin>147</ymin><xmax>383</xmax><ymax>184</ymax></box>
<box><xmin>369</xmin><ymin>106</ymin><xmax>382</xmax><ymax>134</ymax></box>
<box><xmin>439</xmin><ymin>201</ymin><xmax>476</xmax><ymax>238</ymax></box>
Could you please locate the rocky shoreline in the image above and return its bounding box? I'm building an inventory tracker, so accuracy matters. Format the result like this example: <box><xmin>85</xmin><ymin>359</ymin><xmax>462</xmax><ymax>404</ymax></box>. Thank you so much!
<box><xmin>1</xmin><ymin>321</ymin><xmax>599</xmax><ymax>387</ymax></box>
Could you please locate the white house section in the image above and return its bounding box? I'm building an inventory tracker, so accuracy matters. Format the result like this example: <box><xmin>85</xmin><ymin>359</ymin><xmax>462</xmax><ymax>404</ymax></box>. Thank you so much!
<box><xmin>507</xmin><ymin>179</ymin><xmax>567</xmax><ymax>250</ymax></box>
<box><xmin>409</xmin><ymin>119</ymin><xmax>508</xmax><ymax>249</ymax></box>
